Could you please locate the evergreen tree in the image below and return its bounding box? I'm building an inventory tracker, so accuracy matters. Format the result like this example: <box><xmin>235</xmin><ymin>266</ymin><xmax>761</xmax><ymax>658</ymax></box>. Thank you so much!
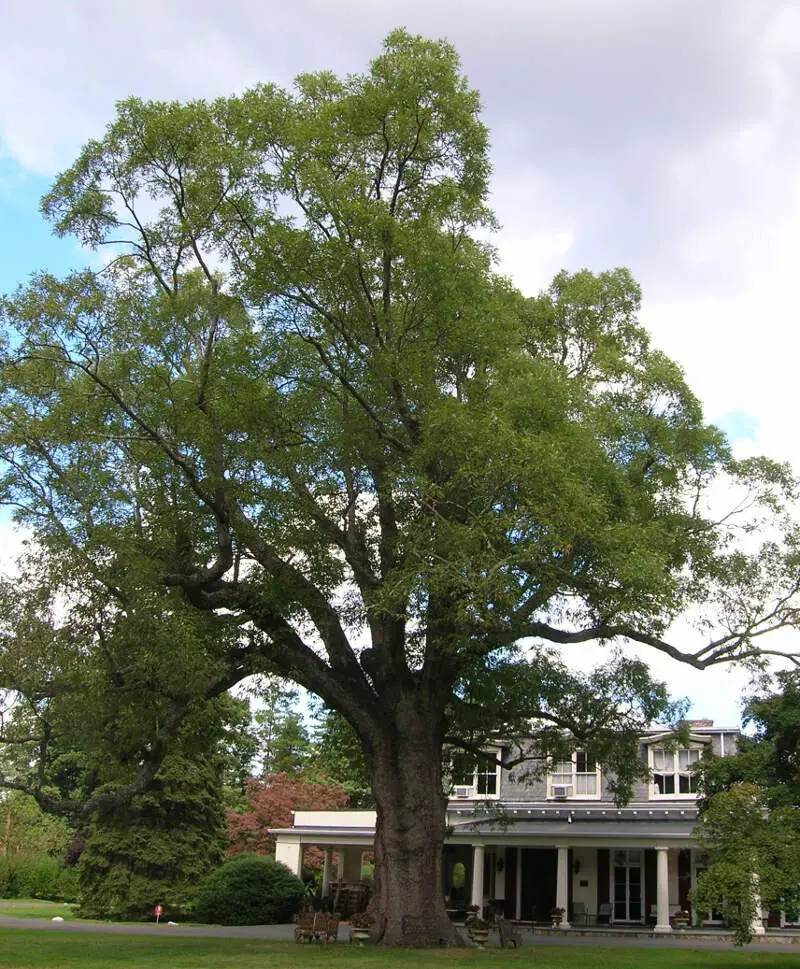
<box><xmin>78</xmin><ymin>707</ymin><xmax>228</xmax><ymax>921</ymax></box>
<box><xmin>253</xmin><ymin>681</ymin><xmax>312</xmax><ymax>775</ymax></box>
<box><xmin>308</xmin><ymin>705</ymin><xmax>372</xmax><ymax>807</ymax></box>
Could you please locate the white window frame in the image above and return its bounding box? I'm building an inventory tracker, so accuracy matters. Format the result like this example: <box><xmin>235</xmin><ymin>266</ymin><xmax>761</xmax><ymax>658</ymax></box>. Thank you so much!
<box><xmin>780</xmin><ymin>898</ymin><xmax>800</xmax><ymax>927</ymax></box>
<box><xmin>648</xmin><ymin>745</ymin><xmax>703</xmax><ymax>799</ymax></box>
<box><xmin>547</xmin><ymin>750</ymin><xmax>601</xmax><ymax>800</ymax></box>
<box><xmin>611</xmin><ymin>848</ymin><xmax>645</xmax><ymax>923</ymax></box>
<box><xmin>448</xmin><ymin>749</ymin><xmax>502</xmax><ymax>800</ymax></box>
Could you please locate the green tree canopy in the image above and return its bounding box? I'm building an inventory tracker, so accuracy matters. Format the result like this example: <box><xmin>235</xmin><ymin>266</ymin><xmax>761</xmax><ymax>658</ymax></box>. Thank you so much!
<box><xmin>695</xmin><ymin>673</ymin><xmax>800</xmax><ymax>944</ymax></box>
<box><xmin>1</xmin><ymin>30</ymin><xmax>799</xmax><ymax>944</ymax></box>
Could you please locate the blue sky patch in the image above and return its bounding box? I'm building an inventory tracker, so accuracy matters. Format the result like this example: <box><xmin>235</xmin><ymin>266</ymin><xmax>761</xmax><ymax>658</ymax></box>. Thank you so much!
<box><xmin>0</xmin><ymin>156</ymin><xmax>90</xmax><ymax>297</ymax></box>
<box><xmin>716</xmin><ymin>409</ymin><xmax>760</xmax><ymax>444</ymax></box>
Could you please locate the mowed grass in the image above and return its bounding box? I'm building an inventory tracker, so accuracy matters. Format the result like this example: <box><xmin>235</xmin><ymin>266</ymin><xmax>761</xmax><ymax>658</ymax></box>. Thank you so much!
<box><xmin>0</xmin><ymin>933</ymin><xmax>797</xmax><ymax>969</ymax></box>
<box><xmin>0</xmin><ymin>900</ymin><xmax>78</xmax><ymax>920</ymax></box>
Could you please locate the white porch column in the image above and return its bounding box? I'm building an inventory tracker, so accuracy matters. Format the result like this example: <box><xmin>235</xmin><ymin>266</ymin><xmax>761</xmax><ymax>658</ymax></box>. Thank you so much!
<box><xmin>321</xmin><ymin>847</ymin><xmax>333</xmax><ymax>898</ymax></box>
<box><xmin>470</xmin><ymin>843</ymin><xmax>485</xmax><ymax>910</ymax></box>
<box><xmin>751</xmin><ymin>874</ymin><xmax>766</xmax><ymax>936</ymax></box>
<box><xmin>556</xmin><ymin>846</ymin><xmax>571</xmax><ymax>928</ymax></box>
<box><xmin>339</xmin><ymin>846</ymin><xmax>363</xmax><ymax>882</ymax></box>
<box><xmin>275</xmin><ymin>837</ymin><xmax>303</xmax><ymax>877</ymax></box>
<box><xmin>653</xmin><ymin>847</ymin><xmax>672</xmax><ymax>933</ymax></box>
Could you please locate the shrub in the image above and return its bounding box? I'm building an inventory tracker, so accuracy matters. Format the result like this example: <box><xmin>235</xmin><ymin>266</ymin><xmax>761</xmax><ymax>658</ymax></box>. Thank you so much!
<box><xmin>193</xmin><ymin>854</ymin><xmax>305</xmax><ymax>925</ymax></box>
<box><xmin>0</xmin><ymin>853</ymin><xmax>79</xmax><ymax>902</ymax></box>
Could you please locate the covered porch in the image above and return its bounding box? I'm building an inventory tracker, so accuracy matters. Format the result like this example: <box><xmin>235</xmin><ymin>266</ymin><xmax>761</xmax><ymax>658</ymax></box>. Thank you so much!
<box><xmin>444</xmin><ymin>805</ymin><xmax>709</xmax><ymax>933</ymax></box>
<box><xmin>271</xmin><ymin>806</ymin><xmax>769</xmax><ymax>937</ymax></box>
<box><xmin>273</xmin><ymin>810</ymin><xmax>376</xmax><ymax>917</ymax></box>
<box><xmin>445</xmin><ymin>842</ymin><xmax>701</xmax><ymax>932</ymax></box>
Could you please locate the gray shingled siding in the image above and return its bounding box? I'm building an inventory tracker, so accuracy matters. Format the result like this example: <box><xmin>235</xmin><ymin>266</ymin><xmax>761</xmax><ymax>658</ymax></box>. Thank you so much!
<box><xmin>492</xmin><ymin>730</ymin><xmax>739</xmax><ymax>804</ymax></box>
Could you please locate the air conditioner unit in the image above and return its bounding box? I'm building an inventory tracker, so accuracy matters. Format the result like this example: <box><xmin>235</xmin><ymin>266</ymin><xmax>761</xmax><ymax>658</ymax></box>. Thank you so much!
<box><xmin>551</xmin><ymin>784</ymin><xmax>573</xmax><ymax>799</ymax></box>
<box><xmin>454</xmin><ymin>786</ymin><xmax>474</xmax><ymax>798</ymax></box>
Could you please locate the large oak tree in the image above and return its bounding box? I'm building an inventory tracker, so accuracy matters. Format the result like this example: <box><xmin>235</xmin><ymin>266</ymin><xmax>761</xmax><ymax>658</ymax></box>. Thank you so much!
<box><xmin>1</xmin><ymin>31</ymin><xmax>799</xmax><ymax>944</ymax></box>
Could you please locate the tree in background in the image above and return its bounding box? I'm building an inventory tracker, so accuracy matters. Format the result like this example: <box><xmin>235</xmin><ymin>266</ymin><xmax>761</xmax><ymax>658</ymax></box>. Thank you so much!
<box><xmin>227</xmin><ymin>772</ymin><xmax>348</xmax><ymax>858</ymax></box>
<box><xmin>695</xmin><ymin>673</ymin><xmax>800</xmax><ymax>944</ymax></box>
<box><xmin>217</xmin><ymin>694</ymin><xmax>262</xmax><ymax>811</ymax></box>
<box><xmin>0</xmin><ymin>791</ymin><xmax>75</xmax><ymax>901</ymax></box>
<box><xmin>2</xmin><ymin>30</ymin><xmax>800</xmax><ymax>943</ymax></box>
<box><xmin>77</xmin><ymin>705</ymin><xmax>228</xmax><ymax>921</ymax></box>
<box><xmin>252</xmin><ymin>681</ymin><xmax>312</xmax><ymax>775</ymax></box>
<box><xmin>308</xmin><ymin>705</ymin><xmax>372</xmax><ymax>808</ymax></box>
<box><xmin>0</xmin><ymin>578</ymin><xmax>240</xmax><ymax>917</ymax></box>
<box><xmin>0</xmin><ymin>792</ymin><xmax>70</xmax><ymax>858</ymax></box>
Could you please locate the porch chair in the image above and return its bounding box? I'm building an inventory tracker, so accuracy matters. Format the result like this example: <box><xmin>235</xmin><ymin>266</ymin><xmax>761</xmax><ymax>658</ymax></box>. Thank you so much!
<box><xmin>316</xmin><ymin>912</ymin><xmax>340</xmax><ymax>942</ymax></box>
<box><xmin>497</xmin><ymin>917</ymin><xmax>522</xmax><ymax>948</ymax></box>
<box><xmin>597</xmin><ymin>903</ymin><xmax>612</xmax><ymax>925</ymax></box>
<box><xmin>294</xmin><ymin>910</ymin><xmax>317</xmax><ymax>943</ymax></box>
<box><xmin>401</xmin><ymin>914</ymin><xmax>425</xmax><ymax>944</ymax></box>
<box><xmin>571</xmin><ymin>901</ymin><xmax>590</xmax><ymax>926</ymax></box>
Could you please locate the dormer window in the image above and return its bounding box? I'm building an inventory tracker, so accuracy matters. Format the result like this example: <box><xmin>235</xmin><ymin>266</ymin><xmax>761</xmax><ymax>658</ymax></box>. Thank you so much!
<box><xmin>449</xmin><ymin>750</ymin><xmax>501</xmax><ymax>799</ymax></box>
<box><xmin>548</xmin><ymin>750</ymin><xmax>601</xmax><ymax>799</ymax></box>
<box><xmin>650</xmin><ymin>747</ymin><xmax>702</xmax><ymax>797</ymax></box>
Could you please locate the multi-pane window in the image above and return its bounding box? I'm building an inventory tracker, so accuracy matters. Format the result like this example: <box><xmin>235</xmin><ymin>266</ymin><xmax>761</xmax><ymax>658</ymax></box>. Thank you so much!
<box><xmin>450</xmin><ymin>751</ymin><xmax>500</xmax><ymax>796</ymax></box>
<box><xmin>613</xmin><ymin>849</ymin><xmax>643</xmax><ymax>922</ymax></box>
<box><xmin>651</xmin><ymin>747</ymin><xmax>701</xmax><ymax>796</ymax></box>
<box><xmin>549</xmin><ymin>750</ymin><xmax>599</xmax><ymax>797</ymax></box>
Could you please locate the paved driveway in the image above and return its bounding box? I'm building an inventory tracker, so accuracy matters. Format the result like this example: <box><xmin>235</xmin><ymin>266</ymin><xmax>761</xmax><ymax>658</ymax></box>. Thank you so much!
<box><xmin>0</xmin><ymin>917</ymin><xmax>296</xmax><ymax>939</ymax></box>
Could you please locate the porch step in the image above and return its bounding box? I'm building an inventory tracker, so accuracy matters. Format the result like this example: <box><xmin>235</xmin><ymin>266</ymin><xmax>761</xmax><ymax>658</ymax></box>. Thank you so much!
<box><xmin>521</xmin><ymin>925</ymin><xmax>800</xmax><ymax>945</ymax></box>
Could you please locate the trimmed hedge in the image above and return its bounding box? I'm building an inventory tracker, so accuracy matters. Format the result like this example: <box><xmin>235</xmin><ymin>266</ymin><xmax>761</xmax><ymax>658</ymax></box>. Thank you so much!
<box><xmin>193</xmin><ymin>854</ymin><xmax>305</xmax><ymax>925</ymax></box>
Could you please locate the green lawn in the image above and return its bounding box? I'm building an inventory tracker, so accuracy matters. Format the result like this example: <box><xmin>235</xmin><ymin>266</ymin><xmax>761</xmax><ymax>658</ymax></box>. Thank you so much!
<box><xmin>0</xmin><ymin>900</ymin><xmax>78</xmax><ymax>920</ymax></box>
<box><xmin>0</xmin><ymin>933</ymin><xmax>796</xmax><ymax>969</ymax></box>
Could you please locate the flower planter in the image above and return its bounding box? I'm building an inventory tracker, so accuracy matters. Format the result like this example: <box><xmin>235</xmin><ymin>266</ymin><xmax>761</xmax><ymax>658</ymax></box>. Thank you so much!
<box><xmin>468</xmin><ymin>928</ymin><xmax>489</xmax><ymax>946</ymax></box>
<box><xmin>350</xmin><ymin>928</ymin><xmax>371</xmax><ymax>943</ymax></box>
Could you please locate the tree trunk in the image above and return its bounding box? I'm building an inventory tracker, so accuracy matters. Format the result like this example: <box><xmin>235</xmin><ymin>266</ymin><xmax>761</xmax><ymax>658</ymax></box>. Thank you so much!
<box><xmin>367</xmin><ymin>696</ymin><xmax>461</xmax><ymax>946</ymax></box>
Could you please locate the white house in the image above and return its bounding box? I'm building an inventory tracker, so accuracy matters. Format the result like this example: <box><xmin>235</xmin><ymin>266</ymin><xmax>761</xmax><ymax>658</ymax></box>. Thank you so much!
<box><xmin>273</xmin><ymin>720</ymin><xmax>757</xmax><ymax>932</ymax></box>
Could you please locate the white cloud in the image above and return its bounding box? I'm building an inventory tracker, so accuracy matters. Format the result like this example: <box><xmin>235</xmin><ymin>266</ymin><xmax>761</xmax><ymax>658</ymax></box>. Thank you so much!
<box><xmin>0</xmin><ymin>522</ymin><xmax>30</xmax><ymax>579</ymax></box>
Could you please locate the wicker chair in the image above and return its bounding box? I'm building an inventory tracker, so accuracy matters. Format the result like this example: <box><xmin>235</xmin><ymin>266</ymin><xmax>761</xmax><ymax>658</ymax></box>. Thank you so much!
<box><xmin>497</xmin><ymin>917</ymin><xmax>522</xmax><ymax>948</ymax></box>
<box><xmin>294</xmin><ymin>911</ymin><xmax>317</xmax><ymax>942</ymax></box>
<box><xmin>317</xmin><ymin>913</ymin><xmax>340</xmax><ymax>942</ymax></box>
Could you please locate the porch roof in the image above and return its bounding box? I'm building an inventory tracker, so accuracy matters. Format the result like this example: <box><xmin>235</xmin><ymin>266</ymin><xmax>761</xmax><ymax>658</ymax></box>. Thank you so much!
<box><xmin>270</xmin><ymin>802</ymin><xmax>700</xmax><ymax>847</ymax></box>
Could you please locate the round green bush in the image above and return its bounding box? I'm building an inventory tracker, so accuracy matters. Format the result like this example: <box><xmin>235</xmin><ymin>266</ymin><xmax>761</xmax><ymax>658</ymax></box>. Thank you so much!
<box><xmin>193</xmin><ymin>855</ymin><xmax>305</xmax><ymax>925</ymax></box>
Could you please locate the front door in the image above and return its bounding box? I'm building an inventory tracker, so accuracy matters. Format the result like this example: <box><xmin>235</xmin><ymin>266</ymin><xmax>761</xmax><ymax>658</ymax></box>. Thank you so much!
<box><xmin>520</xmin><ymin>848</ymin><xmax>557</xmax><ymax>922</ymax></box>
<box><xmin>612</xmin><ymin>849</ymin><xmax>643</xmax><ymax>922</ymax></box>
<box><xmin>442</xmin><ymin>845</ymin><xmax>473</xmax><ymax>911</ymax></box>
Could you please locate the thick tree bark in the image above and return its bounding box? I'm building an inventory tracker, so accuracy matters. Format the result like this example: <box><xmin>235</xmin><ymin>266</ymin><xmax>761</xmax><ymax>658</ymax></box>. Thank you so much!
<box><xmin>366</xmin><ymin>694</ymin><xmax>461</xmax><ymax>946</ymax></box>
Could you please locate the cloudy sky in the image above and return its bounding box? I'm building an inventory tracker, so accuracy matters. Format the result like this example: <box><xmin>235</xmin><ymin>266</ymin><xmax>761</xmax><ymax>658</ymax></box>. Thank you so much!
<box><xmin>2</xmin><ymin>0</ymin><xmax>799</xmax><ymax>725</ymax></box>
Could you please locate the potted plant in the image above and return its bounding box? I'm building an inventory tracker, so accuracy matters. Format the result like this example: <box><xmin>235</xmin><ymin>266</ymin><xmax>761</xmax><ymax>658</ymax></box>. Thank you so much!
<box><xmin>550</xmin><ymin>906</ymin><xmax>566</xmax><ymax>927</ymax></box>
<box><xmin>672</xmin><ymin>909</ymin><xmax>691</xmax><ymax>928</ymax></box>
<box><xmin>349</xmin><ymin>912</ymin><xmax>375</xmax><ymax>943</ymax></box>
<box><xmin>466</xmin><ymin>917</ymin><xmax>491</xmax><ymax>945</ymax></box>
<box><xmin>464</xmin><ymin>905</ymin><xmax>490</xmax><ymax>945</ymax></box>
